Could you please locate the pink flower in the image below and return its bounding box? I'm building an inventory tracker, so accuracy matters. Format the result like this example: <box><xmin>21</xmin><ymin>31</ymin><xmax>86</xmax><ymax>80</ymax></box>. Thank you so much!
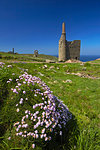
<box><xmin>22</xmin><ymin>135</ymin><xmax>26</xmax><ymax>137</ymax></box>
<box><xmin>18</xmin><ymin>88</ymin><xmax>21</xmax><ymax>91</ymax></box>
<box><xmin>13</xmin><ymin>89</ymin><xmax>17</xmax><ymax>93</ymax></box>
<box><xmin>32</xmin><ymin>144</ymin><xmax>35</xmax><ymax>149</ymax></box>
<box><xmin>35</xmin><ymin>130</ymin><xmax>38</xmax><ymax>134</ymax></box>
<box><xmin>16</xmin><ymin>128</ymin><xmax>19</xmax><ymax>132</ymax></box>
<box><xmin>24</xmin><ymin>131</ymin><xmax>27</xmax><ymax>133</ymax></box>
<box><xmin>35</xmin><ymin>134</ymin><xmax>39</xmax><ymax>138</ymax></box>
<box><xmin>8</xmin><ymin>137</ymin><xmax>11</xmax><ymax>140</ymax></box>
<box><xmin>44</xmin><ymin>134</ymin><xmax>46</xmax><ymax>137</ymax></box>
<box><xmin>23</xmin><ymin>91</ymin><xmax>26</xmax><ymax>94</ymax></box>
<box><xmin>33</xmin><ymin>105</ymin><xmax>36</xmax><ymax>109</ymax></box>
<box><xmin>42</xmin><ymin>97</ymin><xmax>44</xmax><ymax>100</ymax></box>
<box><xmin>9</xmin><ymin>79</ymin><xmax>12</xmax><ymax>81</ymax></box>
<box><xmin>36</xmin><ymin>111</ymin><xmax>39</xmax><ymax>114</ymax></box>
<box><xmin>40</xmin><ymin>134</ymin><xmax>43</xmax><ymax>138</ymax></box>
<box><xmin>19</xmin><ymin>101</ymin><xmax>23</xmax><ymax>104</ymax></box>
<box><xmin>24</xmin><ymin>124</ymin><xmax>28</xmax><ymax>128</ymax></box>
<box><xmin>45</xmin><ymin>137</ymin><xmax>48</xmax><ymax>141</ymax></box>
<box><xmin>16</xmin><ymin>86</ymin><xmax>19</xmax><ymax>88</ymax></box>
<box><xmin>7</xmin><ymin>65</ymin><xmax>12</xmax><ymax>68</ymax></box>
<box><xmin>19</xmin><ymin>132</ymin><xmax>23</xmax><ymax>135</ymax></box>
<box><xmin>16</xmin><ymin>133</ymin><xmax>18</xmax><ymax>136</ymax></box>
<box><xmin>18</xmin><ymin>125</ymin><xmax>21</xmax><ymax>128</ymax></box>
<box><xmin>13</xmin><ymin>122</ymin><xmax>19</xmax><ymax>126</ymax></box>
<box><xmin>18</xmin><ymin>83</ymin><xmax>21</xmax><ymax>86</ymax></box>
<box><xmin>60</xmin><ymin>131</ymin><xmax>62</xmax><ymax>136</ymax></box>
<box><xmin>26</xmin><ymin>115</ymin><xmax>28</xmax><ymax>118</ymax></box>
<box><xmin>25</xmin><ymin>110</ymin><xmax>28</xmax><ymax>114</ymax></box>
<box><xmin>23</xmin><ymin>81</ymin><xmax>26</xmax><ymax>84</ymax></box>
<box><xmin>16</xmin><ymin>108</ymin><xmax>19</xmax><ymax>112</ymax></box>
<box><xmin>41</xmin><ymin>128</ymin><xmax>45</xmax><ymax>134</ymax></box>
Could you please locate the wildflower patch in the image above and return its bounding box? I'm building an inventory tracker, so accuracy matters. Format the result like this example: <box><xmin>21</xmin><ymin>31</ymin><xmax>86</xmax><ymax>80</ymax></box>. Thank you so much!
<box><xmin>6</xmin><ymin>72</ymin><xmax>72</xmax><ymax>149</ymax></box>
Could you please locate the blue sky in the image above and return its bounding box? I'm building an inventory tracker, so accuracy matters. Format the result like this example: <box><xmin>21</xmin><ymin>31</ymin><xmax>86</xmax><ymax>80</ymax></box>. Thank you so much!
<box><xmin>0</xmin><ymin>0</ymin><xmax>100</xmax><ymax>55</ymax></box>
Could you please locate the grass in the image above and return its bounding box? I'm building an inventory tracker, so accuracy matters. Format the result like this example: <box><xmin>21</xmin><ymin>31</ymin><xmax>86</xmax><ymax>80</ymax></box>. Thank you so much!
<box><xmin>0</xmin><ymin>52</ymin><xmax>58</xmax><ymax>63</ymax></box>
<box><xmin>88</xmin><ymin>59</ymin><xmax>100</xmax><ymax>64</ymax></box>
<box><xmin>0</xmin><ymin>54</ymin><xmax>100</xmax><ymax>149</ymax></box>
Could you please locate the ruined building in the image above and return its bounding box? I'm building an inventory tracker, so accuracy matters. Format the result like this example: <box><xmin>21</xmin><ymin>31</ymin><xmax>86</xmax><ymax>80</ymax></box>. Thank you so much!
<box><xmin>8</xmin><ymin>48</ymin><xmax>15</xmax><ymax>54</ymax></box>
<box><xmin>58</xmin><ymin>22</ymin><xmax>81</xmax><ymax>61</ymax></box>
<box><xmin>34</xmin><ymin>50</ymin><xmax>38</xmax><ymax>57</ymax></box>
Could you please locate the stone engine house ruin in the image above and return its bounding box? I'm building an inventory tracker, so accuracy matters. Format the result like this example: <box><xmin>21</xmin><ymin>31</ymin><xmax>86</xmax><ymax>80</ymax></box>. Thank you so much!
<box><xmin>58</xmin><ymin>22</ymin><xmax>81</xmax><ymax>61</ymax></box>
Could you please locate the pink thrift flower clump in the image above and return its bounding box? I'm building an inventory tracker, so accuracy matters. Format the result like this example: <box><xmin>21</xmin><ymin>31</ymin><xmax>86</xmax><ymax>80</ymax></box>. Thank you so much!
<box><xmin>7</xmin><ymin>65</ymin><xmax>12</xmax><ymax>68</ymax></box>
<box><xmin>8</xmin><ymin>72</ymin><xmax>72</xmax><ymax>148</ymax></box>
<box><xmin>0</xmin><ymin>62</ymin><xmax>5</xmax><ymax>67</ymax></box>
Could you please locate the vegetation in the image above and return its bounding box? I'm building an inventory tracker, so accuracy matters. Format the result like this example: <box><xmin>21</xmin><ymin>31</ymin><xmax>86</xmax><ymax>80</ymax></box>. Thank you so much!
<box><xmin>0</xmin><ymin>54</ymin><xmax>100</xmax><ymax>150</ymax></box>
<box><xmin>88</xmin><ymin>59</ymin><xmax>100</xmax><ymax>63</ymax></box>
<box><xmin>0</xmin><ymin>52</ymin><xmax>58</xmax><ymax>63</ymax></box>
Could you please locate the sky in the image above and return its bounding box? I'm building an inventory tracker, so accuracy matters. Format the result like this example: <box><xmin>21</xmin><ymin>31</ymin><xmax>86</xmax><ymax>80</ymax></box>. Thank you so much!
<box><xmin>0</xmin><ymin>0</ymin><xmax>100</xmax><ymax>55</ymax></box>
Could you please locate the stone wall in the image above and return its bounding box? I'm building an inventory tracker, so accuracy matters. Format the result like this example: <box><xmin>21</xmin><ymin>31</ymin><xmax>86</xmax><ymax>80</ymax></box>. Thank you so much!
<box><xmin>67</xmin><ymin>40</ymin><xmax>80</xmax><ymax>60</ymax></box>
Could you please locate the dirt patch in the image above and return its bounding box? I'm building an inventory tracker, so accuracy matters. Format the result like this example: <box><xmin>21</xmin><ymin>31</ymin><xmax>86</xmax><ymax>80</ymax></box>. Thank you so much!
<box><xmin>66</xmin><ymin>72</ymin><xmax>100</xmax><ymax>79</ymax></box>
<box><xmin>65</xmin><ymin>59</ymin><xmax>82</xmax><ymax>63</ymax></box>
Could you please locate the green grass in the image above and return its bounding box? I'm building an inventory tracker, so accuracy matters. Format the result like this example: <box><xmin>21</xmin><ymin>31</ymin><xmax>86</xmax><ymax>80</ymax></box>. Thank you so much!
<box><xmin>88</xmin><ymin>59</ymin><xmax>100</xmax><ymax>64</ymax></box>
<box><xmin>0</xmin><ymin>57</ymin><xmax>100</xmax><ymax>149</ymax></box>
<box><xmin>0</xmin><ymin>52</ymin><xmax>57</xmax><ymax>63</ymax></box>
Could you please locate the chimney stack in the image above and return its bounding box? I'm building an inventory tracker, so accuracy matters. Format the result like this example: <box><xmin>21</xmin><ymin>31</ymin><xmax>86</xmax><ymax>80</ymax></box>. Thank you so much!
<box><xmin>62</xmin><ymin>22</ymin><xmax>66</xmax><ymax>33</ymax></box>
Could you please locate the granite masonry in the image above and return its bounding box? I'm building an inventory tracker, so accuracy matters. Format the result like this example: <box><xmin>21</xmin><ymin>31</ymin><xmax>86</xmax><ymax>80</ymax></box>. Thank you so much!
<box><xmin>58</xmin><ymin>22</ymin><xmax>81</xmax><ymax>61</ymax></box>
<box><xmin>34</xmin><ymin>50</ymin><xmax>38</xmax><ymax>57</ymax></box>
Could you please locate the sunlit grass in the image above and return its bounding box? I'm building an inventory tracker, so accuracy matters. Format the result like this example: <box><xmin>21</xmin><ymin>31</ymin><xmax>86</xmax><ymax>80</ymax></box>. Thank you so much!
<box><xmin>0</xmin><ymin>60</ymin><xmax>100</xmax><ymax>149</ymax></box>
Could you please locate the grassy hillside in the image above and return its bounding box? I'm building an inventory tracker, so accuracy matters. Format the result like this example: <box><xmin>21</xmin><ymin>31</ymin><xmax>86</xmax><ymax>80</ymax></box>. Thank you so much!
<box><xmin>0</xmin><ymin>52</ymin><xmax>58</xmax><ymax>63</ymax></box>
<box><xmin>0</xmin><ymin>58</ymin><xmax>100</xmax><ymax>149</ymax></box>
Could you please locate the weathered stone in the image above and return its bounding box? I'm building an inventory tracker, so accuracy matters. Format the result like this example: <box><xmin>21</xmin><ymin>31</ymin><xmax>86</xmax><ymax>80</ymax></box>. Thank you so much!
<box><xmin>65</xmin><ymin>59</ymin><xmax>82</xmax><ymax>63</ymax></box>
<box><xmin>43</xmin><ymin>65</ymin><xmax>48</xmax><ymax>69</ymax></box>
<box><xmin>57</xmin><ymin>67</ymin><xmax>59</xmax><ymax>69</ymax></box>
<box><xmin>34</xmin><ymin>50</ymin><xmax>38</xmax><ymax>57</ymax></box>
<box><xmin>38</xmin><ymin>72</ymin><xmax>44</xmax><ymax>76</ymax></box>
<box><xmin>49</xmin><ymin>66</ymin><xmax>55</xmax><ymax>69</ymax></box>
<box><xmin>54</xmin><ymin>80</ymin><xmax>58</xmax><ymax>83</ymax></box>
<box><xmin>58</xmin><ymin>22</ymin><xmax>81</xmax><ymax>61</ymax></box>
<box><xmin>46</xmin><ymin>59</ymin><xmax>56</xmax><ymax>63</ymax></box>
<box><xmin>66</xmin><ymin>72</ymin><xmax>100</xmax><ymax>79</ymax></box>
<box><xmin>12</xmin><ymin>48</ymin><xmax>14</xmax><ymax>54</ymax></box>
<box><xmin>63</xmin><ymin>79</ymin><xmax>72</xmax><ymax>83</ymax></box>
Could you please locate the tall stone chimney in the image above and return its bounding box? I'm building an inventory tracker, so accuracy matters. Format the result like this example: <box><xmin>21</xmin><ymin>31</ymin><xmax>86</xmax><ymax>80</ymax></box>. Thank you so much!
<box><xmin>12</xmin><ymin>48</ymin><xmax>14</xmax><ymax>54</ymax></box>
<box><xmin>58</xmin><ymin>22</ymin><xmax>67</xmax><ymax>61</ymax></box>
<box><xmin>62</xmin><ymin>22</ymin><xmax>65</xmax><ymax>33</ymax></box>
